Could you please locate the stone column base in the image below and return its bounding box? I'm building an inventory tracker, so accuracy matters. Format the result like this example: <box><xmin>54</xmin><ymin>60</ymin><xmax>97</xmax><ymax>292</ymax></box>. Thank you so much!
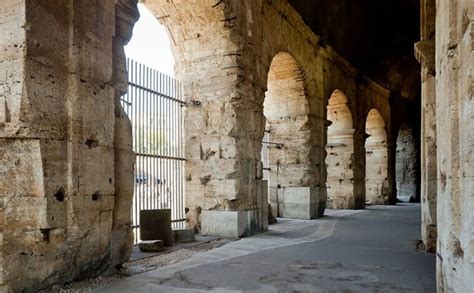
<box><xmin>201</xmin><ymin>209</ymin><xmax>266</xmax><ymax>238</ymax></box>
<box><xmin>281</xmin><ymin>187</ymin><xmax>325</xmax><ymax>219</ymax></box>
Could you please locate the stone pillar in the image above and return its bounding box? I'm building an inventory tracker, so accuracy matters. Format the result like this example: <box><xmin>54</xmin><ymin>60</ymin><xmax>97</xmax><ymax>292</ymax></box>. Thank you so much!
<box><xmin>434</xmin><ymin>0</ymin><xmax>473</xmax><ymax>291</ymax></box>
<box><xmin>143</xmin><ymin>0</ymin><xmax>269</xmax><ymax>238</ymax></box>
<box><xmin>415</xmin><ymin>0</ymin><xmax>437</xmax><ymax>253</ymax></box>
<box><xmin>0</xmin><ymin>1</ymin><xmax>138</xmax><ymax>291</ymax></box>
<box><xmin>353</xmin><ymin>127</ymin><xmax>367</xmax><ymax>209</ymax></box>
<box><xmin>110</xmin><ymin>0</ymin><xmax>139</xmax><ymax>267</ymax></box>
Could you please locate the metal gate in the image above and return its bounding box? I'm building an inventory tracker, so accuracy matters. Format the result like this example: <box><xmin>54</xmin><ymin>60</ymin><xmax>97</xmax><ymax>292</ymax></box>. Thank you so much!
<box><xmin>121</xmin><ymin>58</ymin><xmax>186</xmax><ymax>243</ymax></box>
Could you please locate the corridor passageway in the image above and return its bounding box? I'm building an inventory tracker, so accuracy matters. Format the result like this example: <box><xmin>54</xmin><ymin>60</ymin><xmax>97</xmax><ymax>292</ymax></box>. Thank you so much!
<box><xmin>96</xmin><ymin>204</ymin><xmax>435</xmax><ymax>292</ymax></box>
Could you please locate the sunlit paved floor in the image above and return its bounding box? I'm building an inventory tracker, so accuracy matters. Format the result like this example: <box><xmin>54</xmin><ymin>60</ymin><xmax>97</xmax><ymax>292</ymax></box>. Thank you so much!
<box><xmin>95</xmin><ymin>204</ymin><xmax>435</xmax><ymax>292</ymax></box>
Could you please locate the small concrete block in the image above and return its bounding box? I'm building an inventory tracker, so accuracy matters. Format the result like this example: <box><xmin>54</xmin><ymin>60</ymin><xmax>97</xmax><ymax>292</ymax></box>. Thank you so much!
<box><xmin>138</xmin><ymin>240</ymin><xmax>164</xmax><ymax>252</ymax></box>
<box><xmin>172</xmin><ymin>228</ymin><xmax>196</xmax><ymax>243</ymax></box>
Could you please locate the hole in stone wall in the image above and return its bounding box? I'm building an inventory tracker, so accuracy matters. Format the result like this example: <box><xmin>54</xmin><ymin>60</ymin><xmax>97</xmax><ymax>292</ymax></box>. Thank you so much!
<box><xmin>40</xmin><ymin>228</ymin><xmax>51</xmax><ymax>242</ymax></box>
<box><xmin>54</xmin><ymin>188</ymin><xmax>66</xmax><ymax>202</ymax></box>
<box><xmin>91</xmin><ymin>191</ymin><xmax>101</xmax><ymax>201</ymax></box>
<box><xmin>85</xmin><ymin>138</ymin><xmax>99</xmax><ymax>148</ymax></box>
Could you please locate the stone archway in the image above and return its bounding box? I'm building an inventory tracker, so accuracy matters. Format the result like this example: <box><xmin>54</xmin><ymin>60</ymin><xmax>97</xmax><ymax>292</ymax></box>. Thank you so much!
<box><xmin>395</xmin><ymin>123</ymin><xmax>419</xmax><ymax>202</ymax></box>
<box><xmin>325</xmin><ymin>90</ymin><xmax>355</xmax><ymax>209</ymax></box>
<box><xmin>263</xmin><ymin>52</ymin><xmax>323</xmax><ymax>219</ymax></box>
<box><xmin>365</xmin><ymin>109</ymin><xmax>389</xmax><ymax>204</ymax></box>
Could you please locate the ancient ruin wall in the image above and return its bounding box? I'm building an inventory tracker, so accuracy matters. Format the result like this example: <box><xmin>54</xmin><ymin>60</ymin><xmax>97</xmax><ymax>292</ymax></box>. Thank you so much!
<box><xmin>0</xmin><ymin>1</ymin><xmax>138</xmax><ymax>291</ymax></box>
<box><xmin>0</xmin><ymin>0</ymin><xmax>397</xmax><ymax>290</ymax></box>
<box><xmin>435</xmin><ymin>0</ymin><xmax>473</xmax><ymax>291</ymax></box>
<box><xmin>144</xmin><ymin>0</ymin><xmax>394</xmax><ymax>233</ymax></box>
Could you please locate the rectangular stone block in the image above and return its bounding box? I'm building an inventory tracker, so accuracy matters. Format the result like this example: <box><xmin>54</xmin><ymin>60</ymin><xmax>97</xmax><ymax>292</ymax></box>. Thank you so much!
<box><xmin>283</xmin><ymin>187</ymin><xmax>317</xmax><ymax>204</ymax></box>
<box><xmin>282</xmin><ymin>203</ymin><xmax>319</xmax><ymax>220</ymax></box>
<box><xmin>201</xmin><ymin>209</ymin><xmax>263</xmax><ymax>238</ymax></box>
<box><xmin>201</xmin><ymin>210</ymin><xmax>246</xmax><ymax>238</ymax></box>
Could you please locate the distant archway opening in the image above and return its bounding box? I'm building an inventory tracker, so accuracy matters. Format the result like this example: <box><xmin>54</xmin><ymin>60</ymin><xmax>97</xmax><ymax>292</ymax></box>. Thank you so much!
<box><xmin>365</xmin><ymin>109</ymin><xmax>389</xmax><ymax>204</ymax></box>
<box><xmin>325</xmin><ymin>90</ymin><xmax>355</xmax><ymax>209</ymax></box>
<box><xmin>262</xmin><ymin>52</ymin><xmax>311</xmax><ymax>218</ymax></box>
<box><xmin>396</xmin><ymin>123</ymin><xmax>419</xmax><ymax>202</ymax></box>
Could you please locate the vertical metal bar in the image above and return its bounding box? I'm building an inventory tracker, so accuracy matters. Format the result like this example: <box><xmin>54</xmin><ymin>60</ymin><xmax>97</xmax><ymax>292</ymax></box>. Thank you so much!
<box><xmin>145</xmin><ymin>67</ymin><xmax>153</xmax><ymax>209</ymax></box>
<box><xmin>145</xmin><ymin>65</ymin><xmax>149</xmax><ymax>212</ymax></box>
<box><xmin>152</xmin><ymin>67</ymin><xmax>156</xmax><ymax>211</ymax></box>
<box><xmin>159</xmin><ymin>71</ymin><xmax>164</xmax><ymax>210</ymax></box>
<box><xmin>139</xmin><ymin>62</ymin><xmax>144</xmax><ymax>236</ymax></box>
<box><xmin>133</xmin><ymin>59</ymin><xmax>139</xmax><ymax>243</ymax></box>
<box><xmin>174</xmin><ymin>80</ymin><xmax>181</xmax><ymax>224</ymax></box>
<box><xmin>171</xmin><ymin>79</ymin><xmax>178</xmax><ymax>226</ymax></box>
<box><xmin>167</xmin><ymin>75</ymin><xmax>172</xmax><ymax>221</ymax></box>
<box><xmin>179</xmin><ymin>81</ymin><xmax>184</xmax><ymax>227</ymax></box>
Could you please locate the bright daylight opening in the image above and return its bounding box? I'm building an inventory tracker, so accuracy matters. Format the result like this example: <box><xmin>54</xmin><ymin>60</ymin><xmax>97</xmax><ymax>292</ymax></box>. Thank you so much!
<box><xmin>122</xmin><ymin>4</ymin><xmax>184</xmax><ymax>243</ymax></box>
<box><xmin>125</xmin><ymin>3</ymin><xmax>175</xmax><ymax>77</ymax></box>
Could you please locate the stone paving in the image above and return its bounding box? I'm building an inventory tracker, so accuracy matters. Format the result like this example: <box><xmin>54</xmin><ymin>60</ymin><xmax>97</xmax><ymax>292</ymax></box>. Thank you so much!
<box><xmin>95</xmin><ymin>204</ymin><xmax>435</xmax><ymax>292</ymax></box>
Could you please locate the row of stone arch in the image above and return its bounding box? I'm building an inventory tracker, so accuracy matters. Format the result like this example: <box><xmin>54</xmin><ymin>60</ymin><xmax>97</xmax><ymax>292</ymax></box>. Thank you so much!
<box><xmin>141</xmin><ymin>0</ymin><xmax>419</xmax><ymax>233</ymax></box>
<box><xmin>263</xmin><ymin>52</ymin><xmax>417</xmax><ymax>218</ymax></box>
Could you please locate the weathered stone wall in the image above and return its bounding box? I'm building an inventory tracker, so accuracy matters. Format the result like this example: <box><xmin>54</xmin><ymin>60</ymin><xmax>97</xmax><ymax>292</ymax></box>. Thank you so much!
<box><xmin>434</xmin><ymin>0</ymin><xmax>473</xmax><ymax>291</ymax></box>
<box><xmin>395</xmin><ymin>123</ymin><xmax>418</xmax><ymax>202</ymax></box>
<box><xmin>0</xmin><ymin>1</ymin><xmax>138</xmax><ymax>292</ymax></box>
<box><xmin>1</xmin><ymin>0</ymin><xmax>398</xmax><ymax>290</ymax></box>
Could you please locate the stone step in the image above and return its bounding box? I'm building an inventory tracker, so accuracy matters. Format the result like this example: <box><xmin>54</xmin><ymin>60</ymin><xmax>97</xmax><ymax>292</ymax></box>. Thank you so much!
<box><xmin>138</xmin><ymin>240</ymin><xmax>164</xmax><ymax>252</ymax></box>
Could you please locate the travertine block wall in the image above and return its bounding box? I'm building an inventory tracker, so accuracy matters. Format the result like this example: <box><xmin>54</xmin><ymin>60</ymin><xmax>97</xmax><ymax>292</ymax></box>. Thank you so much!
<box><xmin>395</xmin><ymin>124</ymin><xmax>418</xmax><ymax>202</ymax></box>
<box><xmin>434</xmin><ymin>0</ymin><xmax>473</xmax><ymax>291</ymax></box>
<box><xmin>0</xmin><ymin>1</ymin><xmax>138</xmax><ymax>292</ymax></box>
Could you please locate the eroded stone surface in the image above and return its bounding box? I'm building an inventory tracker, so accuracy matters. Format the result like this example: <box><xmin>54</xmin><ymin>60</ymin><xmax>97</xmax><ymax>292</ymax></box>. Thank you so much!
<box><xmin>0</xmin><ymin>1</ymin><xmax>139</xmax><ymax>292</ymax></box>
<box><xmin>433</xmin><ymin>0</ymin><xmax>474</xmax><ymax>291</ymax></box>
<box><xmin>5</xmin><ymin>0</ymin><xmax>473</xmax><ymax>291</ymax></box>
